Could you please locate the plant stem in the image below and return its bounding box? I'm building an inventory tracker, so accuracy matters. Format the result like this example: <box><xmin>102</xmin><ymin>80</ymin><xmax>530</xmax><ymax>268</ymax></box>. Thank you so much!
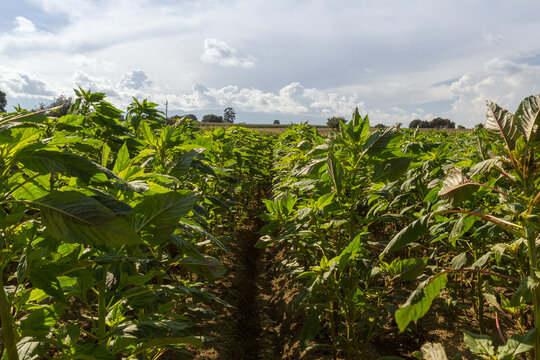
<box><xmin>525</xmin><ymin>222</ymin><xmax>540</xmax><ymax>360</ymax></box>
<box><xmin>477</xmin><ymin>271</ymin><xmax>485</xmax><ymax>334</ymax></box>
<box><xmin>97</xmin><ymin>272</ymin><xmax>107</xmax><ymax>343</ymax></box>
<box><xmin>0</xmin><ymin>271</ymin><xmax>19</xmax><ymax>360</ymax></box>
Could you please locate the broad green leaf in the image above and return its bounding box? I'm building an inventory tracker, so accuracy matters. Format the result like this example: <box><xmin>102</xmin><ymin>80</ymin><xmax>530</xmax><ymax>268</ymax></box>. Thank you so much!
<box><xmin>419</xmin><ymin>342</ymin><xmax>448</xmax><ymax>360</ymax></box>
<box><xmin>498</xmin><ymin>330</ymin><xmax>535</xmax><ymax>359</ymax></box>
<box><xmin>16</xmin><ymin>147</ymin><xmax>119</xmax><ymax>184</ymax></box>
<box><xmin>395</xmin><ymin>274</ymin><xmax>447</xmax><ymax>332</ymax></box>
<box><xmin>362</xmin><ymin>126</ymin><xmax>395</xmax><ymax>156</ymax></box>
<box><xmin>169</xmin><ymin>148</ymin><xmax>206</xmax><ymax>178</ymax></box>
<box><xmin>300</xmin><ymin>310</ymin><xmax>321</xmax><ymax>350</ymax></box>
<box><xmin>17</xmin><ymin>337</ymin><xmax>41</xmax><ymax>360</ymax></box>
<box><xmin>108</xmin><ymin>320</ymin><xmax>191</xmax><ymax>339</ymax></box>
<box><xmin>335</xmin><ymin>232</ymin><xmax>364</xmax><ymax>273</ymax></box>
<box><xmin>373</xmin><ymin>157</ymin><xmax>412</xmax><ymax>182</ymax></box>
<box><xmin>485</xmin><ymin>100</ymin><xmax>519</xmax><ymax>152</ymax></box>
<box><xmin>450</xmin><ymin>252</ymin><xmax>468</xmax><ymax>269</ymax></box>
<box><xmin>73</xmin><ymin>343</ymin><xmax>115</xmax><ymax>360</ymax></box>
<box><xmin>381</xmin><ymin>215</ymin><xmax>431</xmax><ymax>256</ymax></box>
<box><xmin>469</xmin><ymin>158</ymin><xmax>503</xmax><ymax>177</ymax></box>
<box><xmin>177</xmin><ymin>255</ymin><xmax>226</xmax><ymax>280</ymax></box>
<box><xmin>463</xmin><ymin>330</ymin><xmax>495</xmax><ymax>356</ymax></box>
<box><xmin>33</xmin><ymin>191</ymin><xmax>141</xmax><ymax>247</ymax></box>
<box><xmin>327</xmin><ymin>150</ymin><xmax>343</xmax><ymax>196</ymax></box>
<box><xmin>393</xmin><ymin>258</ymin><xmax>428</xmax><ymax>281</ymax></box>
<box><xmin>113</xmin><ymin>142</ymin><xmax>131</xmax><ymax>173</ymax></box>
<box><xmin>449</xmin><ymin>214</ymin><xmax>476</xmax><ymax>240</ymax></box>
<box><xmin>438</xmin><ymin>168</ymin><xmax>479</xmax><ymax>205</ymax></box>
<box><xmin>129</xmin><ymin>191</ymin><xmax>199</xmax><ymax>245</ymax></box>
<box><xmin>514</xmin><ymin>94</ymin><xmax>540</xmax><ymax>144</ymax></box>
<box><xmin>510</xmin><ymin>276</ymin><xmax>535</xmax><ymax>307</ymax></box>
<box><xmin>471</xmin><ymin>252</ymin><xmax>492</xmax><ymax>269</ymax></box>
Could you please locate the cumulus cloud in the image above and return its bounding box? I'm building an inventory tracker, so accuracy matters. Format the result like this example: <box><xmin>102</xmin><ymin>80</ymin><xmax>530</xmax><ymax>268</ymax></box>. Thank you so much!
<box><xmin>0</xmin><ymin>68</ymin><xmax>55</xmax><ymax>98</ymax></box>
<box><xmin>163</xmin><ymin>81</ymin><xmax>361</xmax><ymax>116</ymax></box>
<box><xmin>447</xmin><ymin>57</ymin><xmax>540</xmax><ymax>126</ymax></box>
<box><xmin>200</xmin><ymin>39</ymin><xmax>256</xmax><ymax>68</ymax></box>
<box><xmin>117</xmin><ymin>70</ymin><xmax>152</xmax><ymax>90</ymax></box>
<box><xmin>13</xmin><ymin>16</ymin><xmax>37</xmax><ymax>33</ymax></box>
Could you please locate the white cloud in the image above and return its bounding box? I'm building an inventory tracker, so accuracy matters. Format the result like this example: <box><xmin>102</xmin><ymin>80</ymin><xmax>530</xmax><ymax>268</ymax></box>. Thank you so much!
<box><xmin>200</xmin><ymin>39</ymin><xmax>256</xmax><ymax>68</ymax></box>
<box><xmin>447</xmin><ymin>58</ymin><xmax>540</xmax><ymax>126</ymax></box>
<box><xmin>14</xmin><ymin>16</ymin><xmax>37</xmax><ymax>33</ymax></box>
<box><xmin>0</xmin><ymin>68</ymin><xmax>55</xmax><ymax>98</ymax></box>
<box><xmin>118</xmin><ymin>70</ymin><xmax>152</xmax><ymax>90</ymax></box>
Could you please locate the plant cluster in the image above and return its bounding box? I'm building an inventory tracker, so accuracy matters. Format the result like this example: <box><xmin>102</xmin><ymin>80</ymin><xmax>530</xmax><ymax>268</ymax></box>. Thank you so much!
<box><xmin>0</xmin><ymin>89</ymin><xmax>273</xmax><ymax>359</ymax></box>
<box><xmin>260</xmin><ymin>96</ymin><xmax>539</xmax><ymax>359</ymax></box>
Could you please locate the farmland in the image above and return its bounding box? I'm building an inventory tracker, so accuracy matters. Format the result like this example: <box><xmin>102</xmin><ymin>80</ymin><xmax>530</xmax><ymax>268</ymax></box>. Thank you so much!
<box><xmin>0</xmin><ymin>90</ymin><xmax>539</xmax><ymax>360</ymax></box>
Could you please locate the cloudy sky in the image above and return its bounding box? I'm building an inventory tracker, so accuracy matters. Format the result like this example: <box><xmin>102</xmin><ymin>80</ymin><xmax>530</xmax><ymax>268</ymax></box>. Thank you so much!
<box><xmin>1</xmin><ymin>0</ymin><xmax>539</xmax><ymax>127</ymax></box>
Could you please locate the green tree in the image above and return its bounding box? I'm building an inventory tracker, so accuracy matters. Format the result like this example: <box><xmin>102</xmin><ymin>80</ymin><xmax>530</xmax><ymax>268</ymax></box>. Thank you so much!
<box><xmin>327</xmin><ymin>116</ymin><xmax>346</xmax><ymax>130</ymax></box>
<box><xmin>273</xmin><ymin>119</ymin><xmax>280</xmax><ymax>125</ymax></box>
<box><xmin>0</xmin><ymin>90</ymin><xmax>7</xmax><ymax>113</ymax></box>
<box><xmin>35</xmin><ymin>95</ymin><xmax>73</xmax><ymax>117</ymax></box>
<box><xmin>223</xmin><ymin>107</ymin><xmax>235</xmax><ymax>123</ymax></box>
<box><xmin>202</xmin><ymin>114</ymin><xmax>223</xmax><ymax>123</ymax></box>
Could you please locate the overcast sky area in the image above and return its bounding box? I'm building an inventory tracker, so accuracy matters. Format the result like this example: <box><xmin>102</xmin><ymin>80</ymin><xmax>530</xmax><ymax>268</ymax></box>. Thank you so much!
<box><xmin>1</xmin><ymin>0</ymin><xmax>540</xmax><ymax>126</ymax></box>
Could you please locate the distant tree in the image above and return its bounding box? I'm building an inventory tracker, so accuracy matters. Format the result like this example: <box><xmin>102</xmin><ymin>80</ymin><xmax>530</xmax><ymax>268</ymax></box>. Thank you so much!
<box><xmin>170</xmin><ymin>114</ymin><xmax>198</xmax><ymax>123</ymax></box>
<box><xmin>0</xmin><ymin>90</ymin><xmax>7</xmax><ymax>113</ymax></box>
<box><xmin>409</xmin><ymin>117</ymin><xmax>455</xmax><ymax>129</ymax></box>
<box><xmin>431</xmin><ymin>117</ymin><xmax>455</xmax><ymax>129</ymax></box>
<box><xmin>273</xmin><ymin>120</ymin><xmax>280</xmax><ymax>125</ymax></box>
<box><xmin>374</xmin><ymin>123</ymin><xmax>386</xmax><ymax>129</ymax></box>
<box><xmin>202</xmin><ymin>114</ymin><xmax>223</xmax><ymax>123</ymax></box>
<box><xmin>475</xmin><ymin>123</ymin><xmax>484</xmax><ymax>130</ymax></box>
<box><xmin>327</xmin><ymin>116</ymin><xmax>346</xmax><ymax>130</ymax></box>
<box><xmin>35</xmin><ymin>95</ymin><xmax>73</xmax><ymax>117</ymax></box>
<box><xmin>409</xmin><ymin>119</ymin><xmax>424</xmax><ymax>128</ymax></box>
<box><xmin>223</xmin><ymin>107</ymin><xmax>235</xmax><ymax>123</ymax></box>
<box><xmin>457</xmin><ymin>125</ymin><xmax>466</xmax><ymax>130</ymax></box>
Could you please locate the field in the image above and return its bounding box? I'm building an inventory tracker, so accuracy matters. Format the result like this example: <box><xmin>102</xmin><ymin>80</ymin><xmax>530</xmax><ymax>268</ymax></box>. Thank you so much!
<box><xmin>0</xmin><ymin>91</ymin><xmax>538</xmax><ymax>360</ymax></box>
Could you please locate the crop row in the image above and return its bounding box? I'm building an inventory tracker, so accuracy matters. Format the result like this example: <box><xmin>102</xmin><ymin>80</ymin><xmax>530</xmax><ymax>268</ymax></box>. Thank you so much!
<box><xmin>0</xmin><ymin>89</ymin><xmax>274</xmax><ymax>359</ymax></box>
<box><xmin>260</xmin><ymin>97</ymin><xmax>539</xmax><ymax>359</ymax></box>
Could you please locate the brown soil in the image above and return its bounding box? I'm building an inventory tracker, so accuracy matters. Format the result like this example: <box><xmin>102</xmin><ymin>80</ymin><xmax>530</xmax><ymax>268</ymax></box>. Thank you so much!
<box><xmin>176</xmin><ymin>212</ymin><xmax>307</xmax><ymax>360</ymax></box>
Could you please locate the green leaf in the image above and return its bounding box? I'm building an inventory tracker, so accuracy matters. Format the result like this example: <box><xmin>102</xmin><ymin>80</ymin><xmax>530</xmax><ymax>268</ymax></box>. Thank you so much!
<box><xmin>33</xmin><ymin>191</ymin><xmax>141</xmax><ymax>248</ymax></box>
<box><xmin>327</xmin><ymin>150</ymin><xmax>343</xmax><ymax>196</ymax></box>
<box><xmin>129</xmin><ymin>191</ymin><xmax>199</xmax><ymax>245</ymax></box>
<box><xmin>73</xmin><ymin>343</ymin><xmax>115</xmax><ymax>360</ymax></box>
<box><xmin>510</xmin><ymin>276</ymin><xmax>535</xmax><ymax>307</ymax></box>
<box><xmin>393</xmin><ymin>258</ymin><xmax>428</xmax><ymax>281</ymax></box>
<box><xmin>17</xmin><ymin>337</ymin><xmax>41</xmax><ymax>360</ymax></box>
<box><xmin>177</xmin><ymin>255</ymin><xmax>226</xmax><ymax>280</ymax></box>
<box><xmin>419</xmin><ymin>342</ymin><xmax>448</xmax><ymax>360</ymax></box>
<box><xmin>514</xmin><ymin>94</ymin><xmax>540</xmax><ymax>144</ymax></box>
<box><xmin>373</xmin><ymin>157</ymin><xmax>412</xmax><ymax>182</ymax></box>
<box><xmin>438</xmin><ymin>168</ymin><xmax>479</xmax><ymax>205</ymax></box>
<box><xmin>395</xmin><ymin>274</ymin><xmax>447</xmax><ymax>332</ymax></box>
<box><xmin>108</xmin><ymin>320</ymin><xmax>191</xmax><ymax>339</ymax></box>
<box><xmin>485</xmin><ymin>100</ymin><xmax>520</xmax><ymax>152</ymax></box>
<box><xmin>450</xmin><ymin>252</ymin><xmax>468</xmax><ymax>269</ymax></box>
<box><xmin>29</xmin><ymin>266</ymin><xmax>65</xmax><ymax>302</ymax></box>
<box><xmin>335</xmin><ymin>232</ymin><xmax>364</xmax><ymax>273</ymax></box>
<box><xmin>498</xmin><ymin>330</ymin><xmax>535</xmax><ymax>359</ymax></box>
<box><xmin>381</xmin><ymin>215</ymin><xmax>431</xmax><ymax>257</ymax></box>
<box><xmin>362</xmin><ymin>126</ymin><xmax>395</xmax><ymax>155</ymax></box>
<box><xmin>113</xmin><ymin>142</ymin><xmax>131</xmax><ymax>173</ymax></box>
<box><xmin>463</xmin><ymin>330</ymin><xmax>495</xmax><ymax>356</ymax></box>
<box><xmin>300</xmin><ymin>310</ymin><xmax>321</xmax><ymax>350</ymax></box>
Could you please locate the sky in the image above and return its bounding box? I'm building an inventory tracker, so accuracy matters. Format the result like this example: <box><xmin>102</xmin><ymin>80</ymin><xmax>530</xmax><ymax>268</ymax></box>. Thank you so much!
<box><xmin>1</xmin><ymin>0</ymin><xmax>540</xmax><ymax>127</ymax></box>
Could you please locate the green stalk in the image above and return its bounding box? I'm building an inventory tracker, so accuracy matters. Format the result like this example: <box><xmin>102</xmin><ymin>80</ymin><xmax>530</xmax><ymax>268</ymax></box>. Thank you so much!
<box><xmin>0</xmin><ymin>272</ymin><xmax>19</xmax><ymax>360</ymax></box>
<box><xmin>525</xmin><ymin>223</ymin><xmax>540</xmax><ymax>360</ymax></box>
<box><xmin>97</xmin><ymin>269</ymin><xmax>108</xmax><ymax>343</ymax></box>
<box><xmin>477</xmin><ymin>271</ymin><xmax>485</xmax><ymax>334</ymax></box>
